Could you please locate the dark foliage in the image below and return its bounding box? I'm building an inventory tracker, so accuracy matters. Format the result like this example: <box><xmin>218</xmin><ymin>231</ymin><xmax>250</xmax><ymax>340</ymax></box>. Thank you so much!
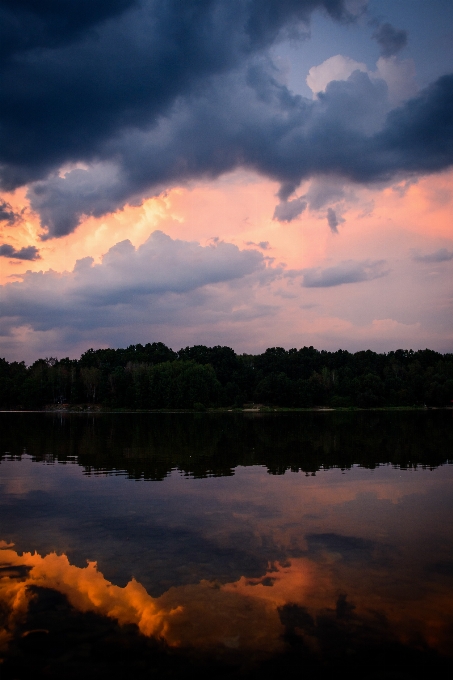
<box><xmin>1</xmin><ymin>344</ymin><xmax>452</xmax><ymax>409</ymax></box>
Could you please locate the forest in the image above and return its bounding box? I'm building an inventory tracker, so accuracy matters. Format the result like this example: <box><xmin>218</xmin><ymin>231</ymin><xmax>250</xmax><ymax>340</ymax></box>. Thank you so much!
<box><xmin>0</xmin><ymin>343</ymin><xmax>452</xmax><ymax>410</ymax></box>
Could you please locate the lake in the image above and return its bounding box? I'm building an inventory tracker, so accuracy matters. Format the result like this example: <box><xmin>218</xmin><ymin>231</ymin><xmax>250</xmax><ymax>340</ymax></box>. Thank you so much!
<box><xmin>1</xmin><ymin>411</ymin><xmax>452</xmax><ymax>679</ymax></box>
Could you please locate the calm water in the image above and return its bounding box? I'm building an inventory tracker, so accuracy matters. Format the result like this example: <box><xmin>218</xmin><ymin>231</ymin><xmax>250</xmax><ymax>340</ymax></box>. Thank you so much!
<box><xmin>1</xmin><ymin>411</ymin><xmax>452</xmax><ymax>679</ymax></box>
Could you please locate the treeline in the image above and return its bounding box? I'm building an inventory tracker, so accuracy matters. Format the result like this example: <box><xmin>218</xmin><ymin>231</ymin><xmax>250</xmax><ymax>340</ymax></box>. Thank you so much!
<box><xmin>1</xmin><ymin>343</ymin><xmax>452</xmax><ymax>409</ymax></box>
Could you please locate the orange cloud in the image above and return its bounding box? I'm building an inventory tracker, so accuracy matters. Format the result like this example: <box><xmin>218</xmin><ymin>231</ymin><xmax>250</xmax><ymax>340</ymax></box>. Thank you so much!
<box><xmin>1</xmin><ymin>542</ymin><xmax>452</xmax><ymax>660</ymax></box>
<box><xmin>0</xmin><ymin>547</ymin><xmax>175</xmax><ymax>639</ymax></box>
<box><xmin>2</xmin><ymin>168</ymin><xmax>452</xmax><ymax>285</ymax></box>
<box><xmin>1</xmin><ymin>168</ymin><xmax>452</xmax><ymax>356</ymax></box>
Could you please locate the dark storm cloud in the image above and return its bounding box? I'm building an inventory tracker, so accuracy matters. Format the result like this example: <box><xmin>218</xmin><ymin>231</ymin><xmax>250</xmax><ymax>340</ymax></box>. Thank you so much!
<box><xmin>372</xmin><ymin>22</ymin><xmax>407</xmax><ymax>58</ymax></box>
<box><xmin>25</xmin><ymin>67</ymin><xmax>453</xmax><ymax>238</ymax></box>
<box><xmin>0</xmin><ymin>244</ymin><xmax>40</xmax><ymax>260</ymax></box>
<box><xmin>301</xmin><ymin>259</ymin><xmax>388</xmax><ymax>287</ymax></box>
<box><xmin>0</xmin><ymin>0</ymin><xmax>351</xmax><ymax>189</ymax></box>
<box><xmin>273</xmin><ymin>197</ymin><xmax>307</xmax><ymax>222</ymax></box>
<box><xmin>413</xmin><ymin>248</ymin><xmax>453</xmax><ymax>264</ymax></box>
<box><xmin>0</xmin><ymin>200</ymin><xmax>20</xmax><ymax>225</ymax></box>
<box><xmin>0</xmin><ymin>1</ymin><xmax>137</xmax><ymax>59</ymax></box>
<box><xmin>1</xmin><ymin>1</ymin><xmax>453</xmax><ymax>238</ymax></box>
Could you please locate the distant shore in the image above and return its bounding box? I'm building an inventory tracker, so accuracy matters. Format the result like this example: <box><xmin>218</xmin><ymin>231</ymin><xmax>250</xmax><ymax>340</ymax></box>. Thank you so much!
<box><xmin>1</xmin><ymin>405</ymin><xmax>451</xmax><ymax>414</ymax></box>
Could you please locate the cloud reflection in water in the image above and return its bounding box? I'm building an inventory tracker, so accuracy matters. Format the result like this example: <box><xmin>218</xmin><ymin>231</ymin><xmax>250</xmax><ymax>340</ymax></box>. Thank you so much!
<box><xmin>1</xmin><ymin>543</ymin><xmax>452</xmax><ymax>662</ymax></box>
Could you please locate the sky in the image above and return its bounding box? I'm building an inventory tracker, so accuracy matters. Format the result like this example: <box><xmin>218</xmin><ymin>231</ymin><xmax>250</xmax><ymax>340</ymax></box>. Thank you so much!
<box><xmin>1</xmin><ymin>0</ymin><xmax>453</xmax><ymax>363</ymax></box>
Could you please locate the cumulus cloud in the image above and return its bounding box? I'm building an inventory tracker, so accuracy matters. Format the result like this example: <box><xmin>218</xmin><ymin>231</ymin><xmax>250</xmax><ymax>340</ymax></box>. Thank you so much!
<box><xmin>0</xmin><ymin>231</ymin><xmax>276</xmax><ymax>337</ymax></box>
<box><xmin>0</xmin><ymin>244</ymin><xmax>40</xmax><ymax>261</ymax></box>
<box><xmin>306</xmin><ymin>55</ymin><xmax>367</xmax><ymax>95</ymax></box>
<box><xmin>372</xmin><ymin>22</ymin><xmax>408</xmax><ymax>58</ymax></box>
<box><xmin>0</xmin><ymin>1</ymin><xmax>450</xmax><ymax>239</ymax></box>
<box><xmin>30</xmin><ymin>164</ymin><xmax>124</xmax><ymax>240</ymax></box>
<box><xmin>307</xmin><ymin>52</ymin><xmax>417</xmax><ymax>109</ymax></box>
<box><xmin>273</xmin><ymin>197</ymin><xmax>307</xmax><ymax>222</ymax></box>
<box><xmin>0</xmin><ymin>200</ymin><xmax>20</xmax><ymax>225</ymax></box>
<box><xmin>301</xmin><ymin>259</ymin><xmax>389</xmax><ymax>287</ymax></box>
<box><xmin>412</xmin><ymin>248</ymin><xmax>453</xmax><ymax>263</ymax></box>
<box><xmin>375</xmin><ymin>56</ymin><xmax>417</xmax><ymax>105</ymax></box>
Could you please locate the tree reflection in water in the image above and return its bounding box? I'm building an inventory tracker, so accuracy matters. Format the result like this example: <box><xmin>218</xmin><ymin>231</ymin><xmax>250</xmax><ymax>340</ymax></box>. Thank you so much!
<box><xmin>0</xmin><ymin>411</ymin><xmax>452</xmax><ymax>678</ymax></box>
<box><xmin>1</xmin><ymin>411</ymin><xmax>452</xmax><ymax>479</ymax></box>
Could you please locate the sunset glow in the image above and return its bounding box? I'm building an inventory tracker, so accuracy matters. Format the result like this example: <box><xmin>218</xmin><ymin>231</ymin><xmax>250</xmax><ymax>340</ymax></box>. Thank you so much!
<box><xmin>1</xmin><ymin>1</ymin><xmax>452</xmax><ymax>361</ymax></box>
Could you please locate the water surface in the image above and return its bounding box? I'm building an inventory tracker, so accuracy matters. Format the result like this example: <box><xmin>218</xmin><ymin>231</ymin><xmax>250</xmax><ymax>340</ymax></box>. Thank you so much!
<box><xmin>1</xmin><ymin>411</ymin><xmax>452</xmax><ymax>679</ymax></box>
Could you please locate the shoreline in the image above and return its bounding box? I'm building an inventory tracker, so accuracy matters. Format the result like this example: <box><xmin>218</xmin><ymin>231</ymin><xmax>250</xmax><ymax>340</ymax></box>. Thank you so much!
<box><xmin>1</xmin><ymin>405</ymin><xmax>452</xmax><ymax>414</ymax></box>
